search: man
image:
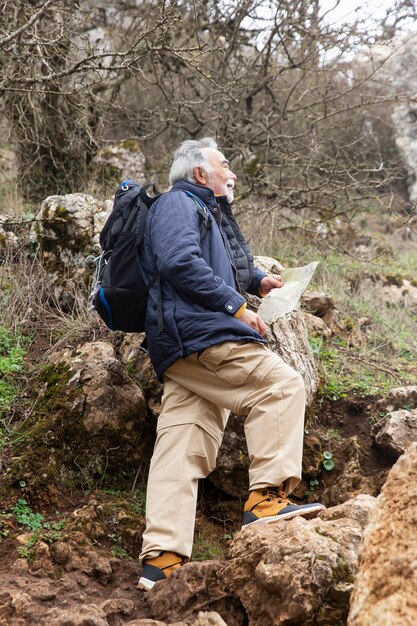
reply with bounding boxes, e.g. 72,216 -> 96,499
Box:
137,137 -> 324,591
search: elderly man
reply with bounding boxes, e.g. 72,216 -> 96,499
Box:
137,138 -> 324,590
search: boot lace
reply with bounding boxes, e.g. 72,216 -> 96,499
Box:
263,486 -> 289,504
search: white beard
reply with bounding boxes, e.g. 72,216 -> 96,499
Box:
225,179 -> 235,203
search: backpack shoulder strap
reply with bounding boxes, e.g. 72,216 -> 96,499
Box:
184,191 -> 211,239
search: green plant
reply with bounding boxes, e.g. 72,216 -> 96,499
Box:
325,428 -> 343,443
322,451 -> 335,472
0,326 -> 25,375
0,326 -> 27,420
111,545 -> 132,560
17,532 -> 40,562
193,527 -> 224,562
12,498 -> 44,531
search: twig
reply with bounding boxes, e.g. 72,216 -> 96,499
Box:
347,353 -> 403,384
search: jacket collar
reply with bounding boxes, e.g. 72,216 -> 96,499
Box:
171,179 -> 218,209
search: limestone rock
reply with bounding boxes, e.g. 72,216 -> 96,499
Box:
348,442 -> 417,626
301,290 -> 336,317
382,279 -> 417,308
119,334 -> 163,417
0,220 -> 18,249
392,102 -> 417,203
378,385 -> 417,412
31,193 -> 112,308
92,140 -> 146,185
303,311 -> 332,339
223,494 -> 375,626
49,341 -> 146,434
209,413 -> 250,496
6,341 -> 148,500
44,604 -> 109,626
192,612 -> 229,626
33,193 -> 112,267
373,408 -> 417,458
124,621 -> 180,626
145,561 -> 243,626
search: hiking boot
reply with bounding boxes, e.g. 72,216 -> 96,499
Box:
242,486 -> 325,528
137,551 -> 187,591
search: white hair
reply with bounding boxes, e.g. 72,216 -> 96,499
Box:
169,137 -> 218,185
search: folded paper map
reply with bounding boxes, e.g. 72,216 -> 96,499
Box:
257,261 -> 319,323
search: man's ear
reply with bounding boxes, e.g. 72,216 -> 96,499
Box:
193,165 -> 207,185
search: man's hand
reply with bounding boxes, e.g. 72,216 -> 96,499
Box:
259,274 -> 284,295
239,309 -> 267,336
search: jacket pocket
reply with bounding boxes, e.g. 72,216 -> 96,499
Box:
198,340 -> 258,386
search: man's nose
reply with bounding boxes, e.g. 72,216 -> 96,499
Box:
230,171 -> 237,180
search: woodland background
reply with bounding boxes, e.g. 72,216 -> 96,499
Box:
0,2 -> 417,625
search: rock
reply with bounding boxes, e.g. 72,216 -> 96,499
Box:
92,140 -> 146,186
0,222 -> 18,249
192,612 -> 229,626
5,340 -> 148,500
319,493 -> 376,527
145,561 -> 242,626
224,495 -> 376,626
392,102 -> 417,202
119,335 -> 163,416
348,442 -> 417,626
301,435 -> 324,478
253,255 -> 284,275
33,193 -> 112,266
381,279 -> 417,308
30,581 -> 57,601
99,598 -> 135,619
373,408 -> 417,458
301,290 -> 336,317
44,604 -> 109,626
49,341 -> 147,434
124,621 -> 173,626
125,621 -> 185,626
31,192 -> 112,308
303,311 -> 332,339
378,385 -> 417,412
209,413 -> 250,496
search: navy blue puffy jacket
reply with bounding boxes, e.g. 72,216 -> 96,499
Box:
141,179 -> 267,379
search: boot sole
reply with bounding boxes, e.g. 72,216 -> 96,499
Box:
241,503 -> 325,529
137,576 -> 157,591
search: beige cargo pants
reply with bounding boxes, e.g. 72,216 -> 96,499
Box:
140,340 -> 306,562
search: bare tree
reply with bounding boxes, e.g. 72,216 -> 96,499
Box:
1,0 -> 416,244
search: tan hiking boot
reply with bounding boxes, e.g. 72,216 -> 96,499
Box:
137,551 -> 187,590
242,486 -> 325,528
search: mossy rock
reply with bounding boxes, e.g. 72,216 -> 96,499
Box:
3,362 -> 152,506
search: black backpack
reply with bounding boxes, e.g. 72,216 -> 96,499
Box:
90,179 -> 211,333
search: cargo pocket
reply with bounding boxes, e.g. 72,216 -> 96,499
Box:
198,341 -> 262,386
186,424 -> 219,477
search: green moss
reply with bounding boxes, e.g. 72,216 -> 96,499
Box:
332,557 -> 352,583
54,205 -> 70,219
119,139 -> 141,153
